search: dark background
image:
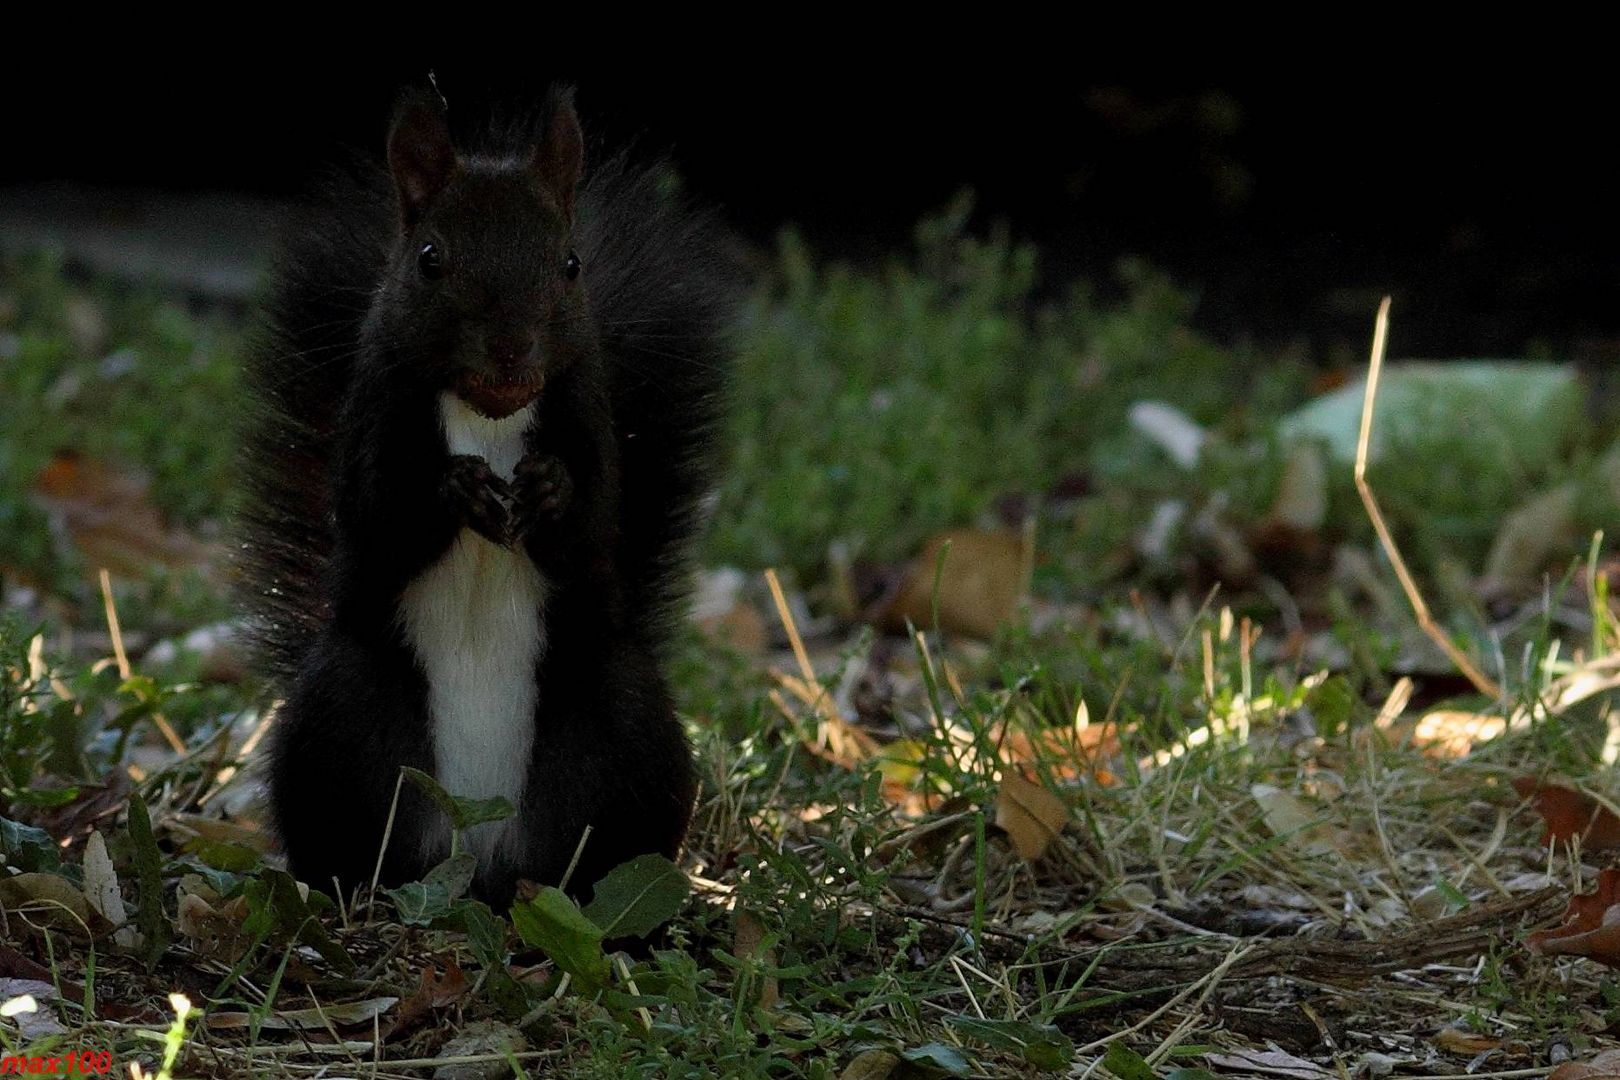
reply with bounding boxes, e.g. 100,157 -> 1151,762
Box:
6,61 -> 1615,359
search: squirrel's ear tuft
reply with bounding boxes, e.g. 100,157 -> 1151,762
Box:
534,86 -> 584,220
388,90 -> 457,227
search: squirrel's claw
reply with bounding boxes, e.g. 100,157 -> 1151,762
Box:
512,452 -> 573,537
444,454 -> 513,545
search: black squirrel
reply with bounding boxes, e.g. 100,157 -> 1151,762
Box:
238,84 -> 732,906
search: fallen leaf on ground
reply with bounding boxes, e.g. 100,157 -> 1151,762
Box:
1251,783 -> 1357,858
1433,1025 -> 1501,1054
994,708 -> 1122,785
1411,710 -> 1506,758
176,891 -> 254,963
874,738 -> 931,813
872,808 -> 974,864
30,776 -> 130,841
0,873 -> 106,936
878,528 -> 1029,640
1527,866 -> 1620,967
1205,1046 -> 1333,1079
995,772 -> 1068,861
81,831 -> 135,948
31,452 -> 213,578
1513,777 -> 1620,852
206,996 -> 398,1031
839,1050 -> 901,1080
433,1020 -> 528,1080
1550,1048 -> 1620,1079
166,812 -> 269,848
0,980 -> 67,1038
734,909 -> 779,1010
390,962 -> 470,1036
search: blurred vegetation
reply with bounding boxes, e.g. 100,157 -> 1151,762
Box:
712,197 -> 1311,580
0,252 -> 239,594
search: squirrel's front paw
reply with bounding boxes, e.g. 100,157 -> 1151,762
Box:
512,452 -> 573,536
444,454 -> 512,545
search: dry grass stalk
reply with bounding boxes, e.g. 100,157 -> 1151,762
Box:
1354,298 -> 1503,700
764,568 -> 879,765
100,566 -> 187,755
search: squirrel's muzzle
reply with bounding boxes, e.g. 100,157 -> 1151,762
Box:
455,368 -> 546,419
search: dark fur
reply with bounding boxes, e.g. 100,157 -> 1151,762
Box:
238,86 -> 733,905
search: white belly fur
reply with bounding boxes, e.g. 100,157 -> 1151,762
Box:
397,394 -> 546,869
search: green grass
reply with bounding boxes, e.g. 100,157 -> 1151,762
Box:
2,218 -> 1619,1077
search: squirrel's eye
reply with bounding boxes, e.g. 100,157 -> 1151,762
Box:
418,243 -> 445,280
564,251 -> 582,281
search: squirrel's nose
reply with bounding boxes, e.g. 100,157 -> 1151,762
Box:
486,335 -> 536,369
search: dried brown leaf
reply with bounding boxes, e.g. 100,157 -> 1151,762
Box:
879,528 -> 1028,640
1205,1047 -> 1333,1079
1433,1026 -> 1502,1054
206,996 -> 399,1031
1550,1048 -> 1620,1080
734,909 -> 778,1010
1513,777 -> 1620,853
0,873 -> 106,936
390,962 -> 471,1037
31,452 -> 213,578
995,714 -> 1122,785
1251,783 -> 1358,858
839,1050 -> 901,1080
1411,710 -> 1505,758
1528,866 -> 1620,967
995,772 -> 1067,862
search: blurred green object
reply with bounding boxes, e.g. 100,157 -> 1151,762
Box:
1279,361 -> 1583,466
1278,360 -> 1590,570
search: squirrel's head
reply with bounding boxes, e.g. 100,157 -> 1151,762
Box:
373,85 -> 592,419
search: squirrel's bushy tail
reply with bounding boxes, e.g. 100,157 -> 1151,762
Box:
578,154 -> 737,644
236,166 -> 393,683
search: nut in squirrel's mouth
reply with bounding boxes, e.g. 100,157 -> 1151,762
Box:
454,369 -> 546,419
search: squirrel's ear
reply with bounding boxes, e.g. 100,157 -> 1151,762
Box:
388,92 -> 457,227
534,87 -> 584,220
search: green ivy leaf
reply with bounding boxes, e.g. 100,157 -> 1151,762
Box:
174,859 -> 243,899
1101,1042 -> 1157,1080
182,838 -> 262,874
255,868 -> 355,975
456,901 -> 528,1018
426,853 -> 478,899
510,887 -> 609,992
456,900 -> 507,970
950,1017 -> 1073,1070
0,815 -> 60,872
386,854 -> 477,927
580,854 -> 690,939
400,766 -> 515,831
126,792 -> 171,971
386,881 -> 447,926
900,1042 -> 972,1075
